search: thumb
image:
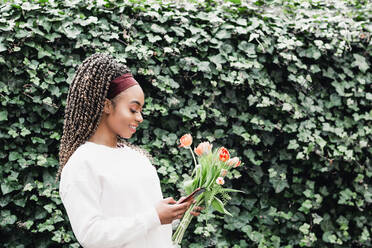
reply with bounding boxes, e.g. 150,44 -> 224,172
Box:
163,197 -> 176,204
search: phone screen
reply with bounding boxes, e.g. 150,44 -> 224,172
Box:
178,187 -> 205,204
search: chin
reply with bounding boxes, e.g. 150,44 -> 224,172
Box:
122,133 -> 132,139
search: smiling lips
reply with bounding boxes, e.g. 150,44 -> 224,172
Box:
129,124 -> 137,133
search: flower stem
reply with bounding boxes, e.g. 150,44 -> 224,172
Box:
189,146 -> 198,168
172,198 -> 203,245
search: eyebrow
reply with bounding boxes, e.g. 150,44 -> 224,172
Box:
130,100 -> 143,107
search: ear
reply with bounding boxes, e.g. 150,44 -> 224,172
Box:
103,98 -> 113,114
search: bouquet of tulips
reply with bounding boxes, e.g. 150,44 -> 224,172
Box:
172,134 -> 244,245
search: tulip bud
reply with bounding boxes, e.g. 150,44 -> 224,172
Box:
194,142 -> 213,156
227,157 -> 241,167
218,147 -> 230,162
178,134 -> 192,148
221,169 -> 228,177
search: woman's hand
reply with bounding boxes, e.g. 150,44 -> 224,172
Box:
176,197 -> 204,217
190,205 -> 204,217
155,197 -> 191,224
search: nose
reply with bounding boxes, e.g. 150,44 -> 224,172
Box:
136,112 -> 143,123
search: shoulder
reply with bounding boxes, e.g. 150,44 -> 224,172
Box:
59,142 -> 104,195
65,142 -> 95,167
60,143 -> 99,182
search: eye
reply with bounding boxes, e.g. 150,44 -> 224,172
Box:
131,109 -> 144,115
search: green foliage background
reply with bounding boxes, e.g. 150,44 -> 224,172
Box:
0,0 -> 371,247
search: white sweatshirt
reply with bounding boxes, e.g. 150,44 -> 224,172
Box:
59,141 -> 174,248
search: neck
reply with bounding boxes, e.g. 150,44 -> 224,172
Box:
88,117 -> 117,148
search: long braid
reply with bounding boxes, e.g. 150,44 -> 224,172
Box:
57,53 -> 153,181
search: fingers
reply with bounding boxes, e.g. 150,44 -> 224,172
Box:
173,208 -> 187,220
172,203 -> 189,215
172,202 -> 190,211
177,196 -> 195,204
172,202 -> 192,219
173,201 -> 202,214
193,206 -> 204,212
165,196 -> 205,221
176,196 -> 187,204
157,197 -> 201,224
165,198 -> 190,221
175,205 -> 205,218
190,211 -> 200,216
176,213 -> 184,219
164,197 -> 176,204
190,206 -> 204,216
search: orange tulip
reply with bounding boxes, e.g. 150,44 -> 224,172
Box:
227,157 -> 241,167
218,147 -> 230,162
178,134 -> 192,148
194,142 -> 213,156
216,177 -> 225,185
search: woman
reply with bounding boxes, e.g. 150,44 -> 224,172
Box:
57,53 -> 201,248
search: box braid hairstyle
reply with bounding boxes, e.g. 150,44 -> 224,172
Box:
57,53 -> 153,180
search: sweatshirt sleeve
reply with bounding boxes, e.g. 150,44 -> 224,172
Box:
59,156 -> 161,248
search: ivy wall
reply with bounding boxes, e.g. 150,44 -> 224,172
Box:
0,0 -> 371,247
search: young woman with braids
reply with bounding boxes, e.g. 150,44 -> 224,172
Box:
57,53 -> 202,248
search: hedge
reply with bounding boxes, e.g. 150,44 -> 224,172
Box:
0,0 -> 371,247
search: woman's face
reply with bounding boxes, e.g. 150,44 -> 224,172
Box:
106,85 -> 145,139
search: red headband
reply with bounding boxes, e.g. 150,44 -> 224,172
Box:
107,73 -> 139,99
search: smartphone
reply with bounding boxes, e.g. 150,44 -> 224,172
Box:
178,187 -> 205,204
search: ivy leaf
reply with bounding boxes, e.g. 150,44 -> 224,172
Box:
352,54 -> 369,73
197,61 -> 211,73
282,103 -> 293,111
0,42 -> 6,52
1,210 -> 17,226
151,24 -> 167,34
0,110 -> 8,121
76,16 -> 98,26
322,231 -> 339,244
299,199 -> 313,214
64,26 -> 81,39
312,213 -> 323,224
1,181 -> 18,195
299,223 -> 310,234
170,26 -> 185,36
147,33 -> 162,43
215,29 -> 231,39
208,54 -> 226,66
268,166 -> 289,193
